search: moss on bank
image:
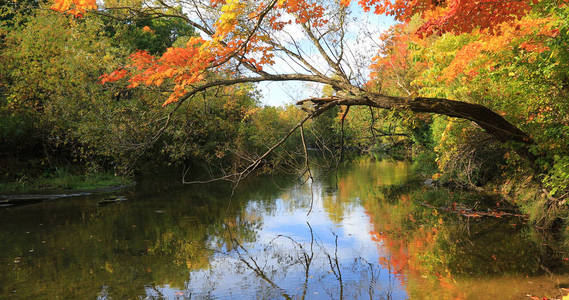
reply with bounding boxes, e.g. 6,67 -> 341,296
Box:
0,169 -> 132,194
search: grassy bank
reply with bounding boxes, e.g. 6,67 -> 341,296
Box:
0,169 -> 133,194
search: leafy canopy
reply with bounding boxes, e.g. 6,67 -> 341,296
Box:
48,0 -> 567,107
46,0 -> 569,116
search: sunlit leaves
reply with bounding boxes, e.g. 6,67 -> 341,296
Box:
50,0 -> 96,17
356,0 -> 564,37
50,0 -> 336,105
366,1 -> 569,195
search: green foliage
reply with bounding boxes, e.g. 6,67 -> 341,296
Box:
411,150 -> 437,177
103,6 -> 195,55
373,5 -> 569,199
0,8 -> 136,176
0,5 -> 308,186
544,155 -> 569,197
158,85 -> 305,175
0,168 -> 131,193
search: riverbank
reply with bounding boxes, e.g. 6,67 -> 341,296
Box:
0,170 -> 133,195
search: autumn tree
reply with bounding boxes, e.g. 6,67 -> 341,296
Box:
50,0 -> 567,178
0,5 -> 270,181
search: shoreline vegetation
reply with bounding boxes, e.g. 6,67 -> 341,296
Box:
0,170 -> 133,196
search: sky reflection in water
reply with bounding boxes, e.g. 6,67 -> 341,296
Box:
3,159 -> 568,300
145,169 -> 408,299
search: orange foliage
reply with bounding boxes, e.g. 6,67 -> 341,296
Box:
441,17 -> 558,81
50,0 -> 96,17
142,26 -> 155,34
355,0 -> 556,36
51,0 -> 561,105
368,24 -> 428,90
53,0 -> 331,105
364,199 -> 466,299
369,10 -> 560,86
278,0 -> 328,26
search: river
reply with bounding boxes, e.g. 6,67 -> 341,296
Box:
1,158 -> 568,299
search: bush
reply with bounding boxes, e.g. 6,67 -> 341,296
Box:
434,119 -> 507,188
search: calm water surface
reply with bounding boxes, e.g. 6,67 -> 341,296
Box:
1,159 -> 568,299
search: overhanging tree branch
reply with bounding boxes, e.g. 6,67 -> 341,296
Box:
297,93 -> 536,162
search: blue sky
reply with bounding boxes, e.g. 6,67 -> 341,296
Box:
258,3 -> 396,107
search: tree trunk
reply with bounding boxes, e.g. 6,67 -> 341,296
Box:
319,92 -> 536,164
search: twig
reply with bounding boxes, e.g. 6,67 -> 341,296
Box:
183,100 -> 338,192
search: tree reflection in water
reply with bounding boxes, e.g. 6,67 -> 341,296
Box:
3,158 -> 569,299
189,221 -> 397,300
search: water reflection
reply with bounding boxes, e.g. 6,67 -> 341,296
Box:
168,202 -> 406,299
1,159 -> 568,299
